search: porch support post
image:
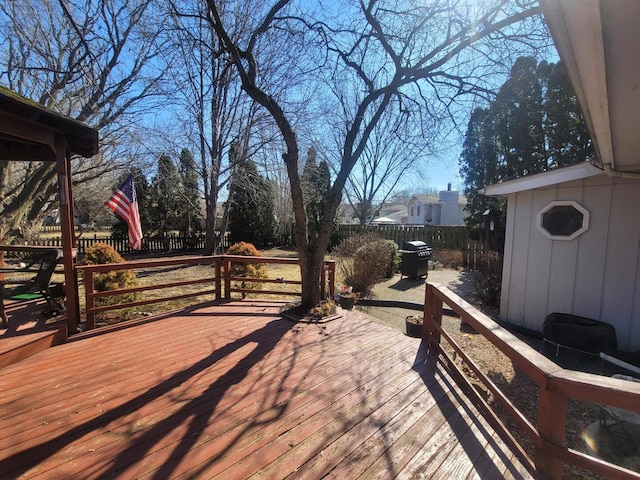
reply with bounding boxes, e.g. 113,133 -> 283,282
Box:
55,136 -> 79,334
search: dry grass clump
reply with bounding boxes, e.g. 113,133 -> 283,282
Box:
430,248 -> 463,269
308,300 -> 337,319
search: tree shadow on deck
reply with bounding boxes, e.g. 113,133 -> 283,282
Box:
1,313 -> 302,479
411,342 -> 531,479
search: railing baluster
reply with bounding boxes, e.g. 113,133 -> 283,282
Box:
215,257 -> 222,300
85,269 -> 95,329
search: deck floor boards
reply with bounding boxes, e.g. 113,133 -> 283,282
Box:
0,299 -> 533,479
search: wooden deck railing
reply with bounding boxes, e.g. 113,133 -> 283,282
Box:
76,255 -> 336,330
424,282 -> 640,480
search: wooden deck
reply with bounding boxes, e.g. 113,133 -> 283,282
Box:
0,297 -> 67,370
0,300 -> 532,479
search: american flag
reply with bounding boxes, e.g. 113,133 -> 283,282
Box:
105,174 -> 143,250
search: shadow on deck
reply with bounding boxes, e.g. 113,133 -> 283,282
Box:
0,297 -> 67,370
0,299 -> 531,479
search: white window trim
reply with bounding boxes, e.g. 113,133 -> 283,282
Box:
536,200 -> 590,241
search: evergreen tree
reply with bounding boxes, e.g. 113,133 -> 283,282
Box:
459,108 -> 505,246
228,160 -> 277,248
300,147 -> 331,241
541,61 -> 595,168
460,57 -> 594,251
177,148 -> 202,237
492,57 -> 546,179
150,154 -> 181,234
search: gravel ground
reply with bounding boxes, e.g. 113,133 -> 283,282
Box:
359,268 -> 476,332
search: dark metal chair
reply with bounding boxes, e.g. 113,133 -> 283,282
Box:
0,249 -> 65,327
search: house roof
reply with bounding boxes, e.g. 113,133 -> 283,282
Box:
411,194 -> 440,204
410,193 -> 468,206
481,162 -> 604,197
538,0 -> 640,175
379,202 -> 407,214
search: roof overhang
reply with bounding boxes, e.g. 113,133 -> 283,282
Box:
481,162 -> 604,197
0,87 -> 98,159
538,0 -> 640,174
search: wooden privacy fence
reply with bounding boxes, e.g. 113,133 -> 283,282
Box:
424,283 -> 640,480
33,233 -> 230,257
337,225 -> 490,269
76,255 -> 336,330
25,231 -> 488,269
462,239 -> 489,269
337,224 -> 469,250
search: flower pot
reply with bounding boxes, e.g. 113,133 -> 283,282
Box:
338,294 -> 356,310
405,315 -> 423,338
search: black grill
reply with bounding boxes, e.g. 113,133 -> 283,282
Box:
399,241 -> 432,279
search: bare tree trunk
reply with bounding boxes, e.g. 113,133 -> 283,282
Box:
202,0 -> 543,310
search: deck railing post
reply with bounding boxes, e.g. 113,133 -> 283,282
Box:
327,261 -> 335,298
536,385 -> 567,479
214,256 -> 222,300
424,283 -> 443,350
224,256 -> 231,300
321,263 -> 327,299
85,269 -> 95,330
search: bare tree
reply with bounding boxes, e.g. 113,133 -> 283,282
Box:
168,2 -> 285,253
0,0 -> 171,242
203,0 -> 546,309
342,108 -> 431,224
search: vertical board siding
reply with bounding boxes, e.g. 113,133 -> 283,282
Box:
507,191 -> 534,327
523,188 -> 555,330
502,175 -> 640,350
572,181 -> 610,320
601,182 -> 640,350
547,184 -> 581,315
499,193 -> 517,321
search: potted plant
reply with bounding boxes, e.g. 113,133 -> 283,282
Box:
337,285 -> 357,310
405,315 -> 423,338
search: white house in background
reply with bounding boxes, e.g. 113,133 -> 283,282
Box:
483,162 -> 640,352
406,185 -> 467,226
378,202 -> 408,224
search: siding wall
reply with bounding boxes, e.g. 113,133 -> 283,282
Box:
500,174 -> 640,351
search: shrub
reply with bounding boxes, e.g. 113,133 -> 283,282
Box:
333,234 -> 399,296
380,239 -> 401,278
332,232 -> 382,257
226,242 -> 268,297
79,243 -> 140,321
472,251 -> 503,307
430,249 -> 464,270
